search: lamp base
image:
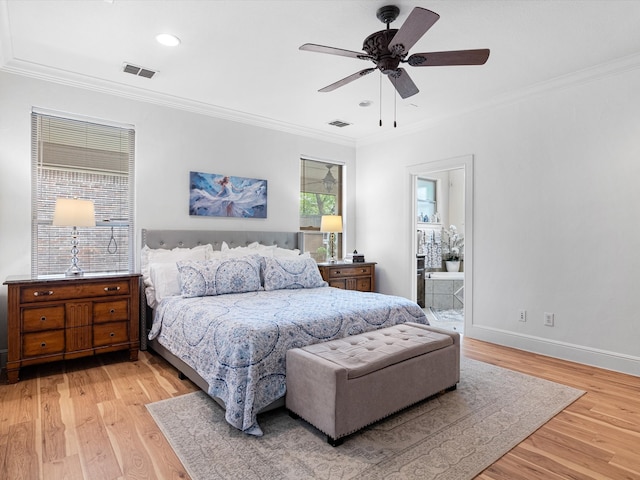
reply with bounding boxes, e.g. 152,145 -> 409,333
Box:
65,265 -> 85,277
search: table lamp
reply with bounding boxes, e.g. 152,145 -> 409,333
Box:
320,215 -> 342,263
52,198 -> 96,276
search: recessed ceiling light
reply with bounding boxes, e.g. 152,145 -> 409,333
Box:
359,100 -> 373,107
156,33 -> 181,47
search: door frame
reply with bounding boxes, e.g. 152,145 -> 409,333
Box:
408,154 -> 474,332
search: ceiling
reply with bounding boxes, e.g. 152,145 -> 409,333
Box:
2,0 -> 640,144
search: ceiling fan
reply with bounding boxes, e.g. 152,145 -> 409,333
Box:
300,5 -> 490,99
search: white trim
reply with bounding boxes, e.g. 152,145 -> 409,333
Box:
2,58 -> 355,147
357,51 -> 640,147
407,154 -> 474,332
467,324 -> 640,377
32,106 -> 134,130
300,154 -> 346,166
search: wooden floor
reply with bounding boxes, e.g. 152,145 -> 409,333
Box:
1,338 -> 639,480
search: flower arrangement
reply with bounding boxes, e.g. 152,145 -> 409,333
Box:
442,225 -> 464,261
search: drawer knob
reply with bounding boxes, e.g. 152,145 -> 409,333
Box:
40,316 -> 47,321
34,290 -> 53,297
41,342 -> 46,348
110,332 -> 115,337
110,309 -> 116,314
104,286 -> 121,292
335,271 -> 341,274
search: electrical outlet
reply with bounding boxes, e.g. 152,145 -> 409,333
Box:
544,312 -> 554,326
518,309 -> 527,322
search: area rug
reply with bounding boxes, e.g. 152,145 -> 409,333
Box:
429,307 -> 465,334
146,357 -> 584,480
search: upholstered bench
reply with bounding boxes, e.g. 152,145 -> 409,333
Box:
285,322 -> 460,446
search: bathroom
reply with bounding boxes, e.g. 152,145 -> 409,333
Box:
415,167 -> 465,333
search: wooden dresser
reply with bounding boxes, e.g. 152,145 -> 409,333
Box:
317,262 -> 376,292
3,273 -> 140,383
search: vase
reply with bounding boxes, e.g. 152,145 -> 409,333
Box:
445,260 -> 460,272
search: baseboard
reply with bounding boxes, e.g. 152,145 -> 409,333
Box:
466,325 -> 640,377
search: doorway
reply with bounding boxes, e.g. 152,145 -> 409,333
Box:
408,155 -> 473,334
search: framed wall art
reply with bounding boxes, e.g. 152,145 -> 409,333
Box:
189,171 -> 267,218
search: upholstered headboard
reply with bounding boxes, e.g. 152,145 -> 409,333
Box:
139,229 -> 302,350
141,229 -> 300,251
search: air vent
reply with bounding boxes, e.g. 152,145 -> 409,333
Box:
328,120 -> 351,128
122,63 -> 157,79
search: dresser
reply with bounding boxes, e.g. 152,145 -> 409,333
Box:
317,262 -> 376,292
3,273 -> 140,383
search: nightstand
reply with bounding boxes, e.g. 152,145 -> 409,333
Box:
3,272 -> 141,383
317,262 -> 376,292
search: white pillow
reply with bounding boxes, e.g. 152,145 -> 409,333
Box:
141,244 -> 214,306
149,262 -> 182,304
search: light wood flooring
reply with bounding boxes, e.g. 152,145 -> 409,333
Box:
1,338 -> 639,479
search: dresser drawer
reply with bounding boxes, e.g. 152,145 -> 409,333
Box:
22,306 -> 65,332
325,265 -> 372,279
355,277 -> 372,292
93,300 -> 129,323
20,280 -> 130,303
93,322 -> 129,347
23,330 -> 65,357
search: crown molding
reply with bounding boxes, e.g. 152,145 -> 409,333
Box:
356,51 -> 640,147
0,55 -> 356,149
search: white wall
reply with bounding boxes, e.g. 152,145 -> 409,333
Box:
356,67 -> 640,376
0,71 -> 356,365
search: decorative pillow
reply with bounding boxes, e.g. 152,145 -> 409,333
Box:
263,257 -> 328,291
177,255 -> 263,297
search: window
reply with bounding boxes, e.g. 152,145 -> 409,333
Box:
31,110 -> 135,276
300,158 -> 343,262
417,177 -> 437,223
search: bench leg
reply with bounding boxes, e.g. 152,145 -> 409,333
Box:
328,436 -> 343,447
288,410 -> 300,420
445,383 -> 457,392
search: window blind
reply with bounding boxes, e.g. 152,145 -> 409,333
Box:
31,111 -> 135,276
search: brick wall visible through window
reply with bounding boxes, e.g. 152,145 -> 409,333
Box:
31,111 -> 135,276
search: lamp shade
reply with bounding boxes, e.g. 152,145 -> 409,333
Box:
320,215 -> 342,233
52,198 -> 96,227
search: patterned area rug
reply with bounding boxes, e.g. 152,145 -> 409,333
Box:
428,307 -> 465,334
147,358 -> 583,480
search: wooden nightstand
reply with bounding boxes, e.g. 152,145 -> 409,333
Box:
3,272 -> 141,383
317,262 -> 376,292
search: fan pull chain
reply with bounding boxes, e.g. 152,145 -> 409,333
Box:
379,72 -> 383,127
394,89 -> 397,128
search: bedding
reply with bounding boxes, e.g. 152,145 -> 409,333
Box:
148,286 -> 428,436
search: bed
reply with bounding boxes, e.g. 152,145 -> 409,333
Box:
141,229 -> 428,435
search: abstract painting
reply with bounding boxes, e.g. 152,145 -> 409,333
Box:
189,171 -> 267,218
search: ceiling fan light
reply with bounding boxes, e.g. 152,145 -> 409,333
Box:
156,33 -> 181,47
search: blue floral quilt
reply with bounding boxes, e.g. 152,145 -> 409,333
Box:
149,286 -> 427,435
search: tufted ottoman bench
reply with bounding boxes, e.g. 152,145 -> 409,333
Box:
285,322 -> 460,445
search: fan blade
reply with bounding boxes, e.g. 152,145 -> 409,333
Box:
319,68 -> 376,92
388,7 -> 440,57
388,68 -> 419,99
407,49 -> 490,66
300,43 -> 368,60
